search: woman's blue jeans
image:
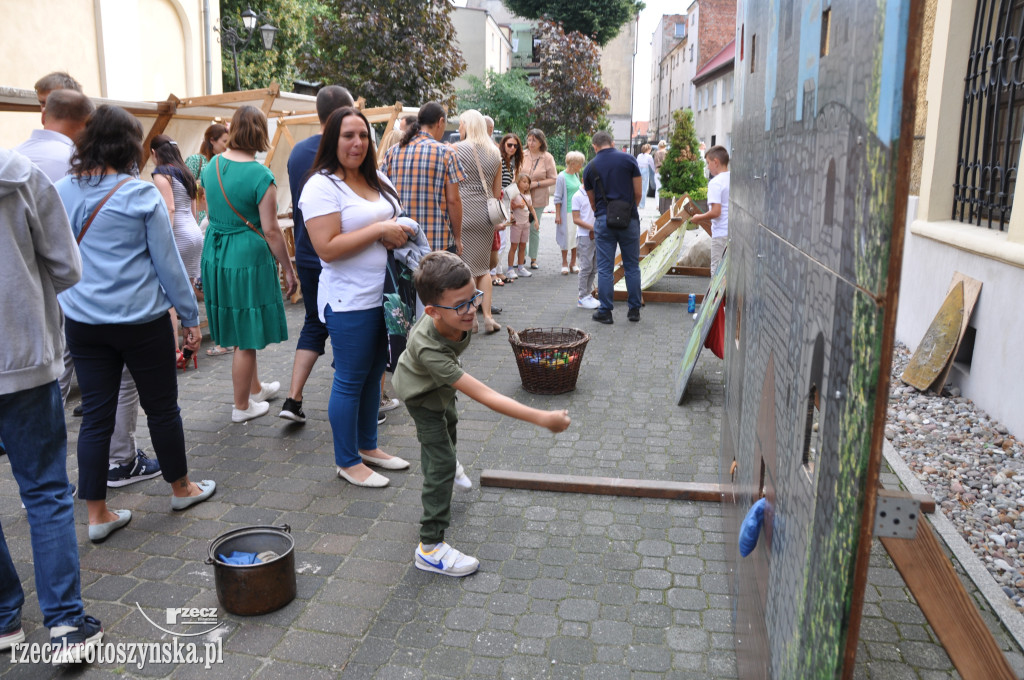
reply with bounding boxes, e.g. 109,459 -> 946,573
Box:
0,380 -> 85,632
324,305 -> 387,468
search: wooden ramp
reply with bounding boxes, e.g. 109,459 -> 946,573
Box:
611,195 -> 712,303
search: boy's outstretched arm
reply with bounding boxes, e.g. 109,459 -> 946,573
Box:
453,373 -> 570,433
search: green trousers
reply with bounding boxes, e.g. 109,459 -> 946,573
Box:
527,223 -> 540,261
407,401 -> 459,544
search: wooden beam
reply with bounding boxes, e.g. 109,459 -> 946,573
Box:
264,124 -> 285,167
668,266 -> 712,277
177,88 -> 275,108
139,95 -> 179,168
881,517 -> 1017,680
260,82 -> 281,116
614,290 -> 697,303
480,470 -> 725,502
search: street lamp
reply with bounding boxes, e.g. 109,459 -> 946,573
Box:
217,6 -> 277,91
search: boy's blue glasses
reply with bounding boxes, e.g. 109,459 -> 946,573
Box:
433,290 -> 483,315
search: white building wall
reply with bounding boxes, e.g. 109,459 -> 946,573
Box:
694,70 -> 733,151
451,7 -> 512,93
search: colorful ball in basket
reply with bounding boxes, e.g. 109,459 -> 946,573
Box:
507,327 -> 591,394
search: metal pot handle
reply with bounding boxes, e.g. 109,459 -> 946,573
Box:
279,523 -> 291,534
204,557 -> 215,565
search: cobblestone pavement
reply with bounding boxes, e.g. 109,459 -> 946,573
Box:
1,208 -> 1022,678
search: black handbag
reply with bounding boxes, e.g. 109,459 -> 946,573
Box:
594,174 -> 632,230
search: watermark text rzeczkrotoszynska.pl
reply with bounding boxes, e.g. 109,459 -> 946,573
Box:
9,638 -> 223,669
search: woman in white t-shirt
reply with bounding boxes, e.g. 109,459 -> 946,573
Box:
299,107 -> 416,488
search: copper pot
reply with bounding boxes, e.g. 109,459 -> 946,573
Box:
206,524 -> 296,616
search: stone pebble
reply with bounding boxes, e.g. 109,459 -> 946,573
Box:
888,342 -> 1024,612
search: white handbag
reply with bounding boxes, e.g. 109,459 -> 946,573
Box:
470,144 -> 509,227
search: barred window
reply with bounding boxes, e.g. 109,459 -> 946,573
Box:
953,0 -> 1024,230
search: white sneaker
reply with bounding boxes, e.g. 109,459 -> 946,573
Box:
379,390 -> 400,412
454,461 -> 472,491
232,399 -> 270,423
251,381 -> 280,403
578,295 -> 600,309
415,542 -> 479,577
506,267 -> 519,280
517,265 -> 532,277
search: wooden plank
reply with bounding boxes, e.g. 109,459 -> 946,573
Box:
881,517 -> 1017,680
668,266 -> 712,277
139,95 -> 179,168
260,82 -> 281,116
178,88 -> 275,108
614,290 -> 696,303
480,470 -> 725,502
901,281 -> 964,389
931,272 -> 982,392
264,124 -> 285,167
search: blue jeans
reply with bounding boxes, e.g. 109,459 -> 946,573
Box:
594,216 -> 642,313
0,381 -> 84,632
324,305 -> 387,468
296,264 -> 329,354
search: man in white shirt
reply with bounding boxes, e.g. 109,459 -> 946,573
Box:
14,89 -> 92,182
692,145 -> 730,274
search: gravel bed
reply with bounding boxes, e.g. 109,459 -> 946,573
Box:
887,342 -> 1024,612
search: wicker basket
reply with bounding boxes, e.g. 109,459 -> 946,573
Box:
507,327 -> 590,394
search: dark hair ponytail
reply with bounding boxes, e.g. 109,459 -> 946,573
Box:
401,101 -> 446,146
150,134 -> 197,199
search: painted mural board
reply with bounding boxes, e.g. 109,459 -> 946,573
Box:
674,252 -> 727,404
722,1 -> 920,678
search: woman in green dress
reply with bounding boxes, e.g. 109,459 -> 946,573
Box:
200,106 -> 297,423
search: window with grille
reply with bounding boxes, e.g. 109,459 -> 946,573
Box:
953,0 -> 1024,230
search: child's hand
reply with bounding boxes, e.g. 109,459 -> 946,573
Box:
542,409 -> 571,433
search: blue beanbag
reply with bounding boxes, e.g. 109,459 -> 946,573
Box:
739,498 -> 768,557
218,551 -> 260,565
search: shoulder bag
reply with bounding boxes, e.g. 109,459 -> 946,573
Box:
593,173 -> 633,231
215,156 -> 268,242
76,178 -> 131,244
470,145 -> 509,227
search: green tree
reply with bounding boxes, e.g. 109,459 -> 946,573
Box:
456,69 -> 536,137
503,0 -> 644,46
219,0 -> 320,91
531,20 -> 608,142
659,108 -> 706,196
302,0 -> 466,110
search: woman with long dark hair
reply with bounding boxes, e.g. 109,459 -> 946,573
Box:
150,134 -> 203,368
185,123 -> 228,225
299,107 -> 415,487
200,106 -> 297,423
494,133 -> 523,284
56,105 -> 215,543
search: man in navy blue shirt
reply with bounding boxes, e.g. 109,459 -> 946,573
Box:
279,86 -> 353,424
583,130 -> 643,324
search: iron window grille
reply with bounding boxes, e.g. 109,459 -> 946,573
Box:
953,0 -> 1024,230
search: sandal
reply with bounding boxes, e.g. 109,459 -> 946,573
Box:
206,346 -> 234,357
492,277 -> 505,287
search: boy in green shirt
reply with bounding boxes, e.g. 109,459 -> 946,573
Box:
393,252 -> 571,576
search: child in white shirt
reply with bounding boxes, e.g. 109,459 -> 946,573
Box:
571,189 -> 599,309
